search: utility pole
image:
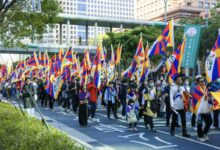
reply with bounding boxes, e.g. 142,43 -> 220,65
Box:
205,0 -> 209,28
163,0 -> 168,22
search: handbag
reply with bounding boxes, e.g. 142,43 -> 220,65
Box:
127,109 -> 137,123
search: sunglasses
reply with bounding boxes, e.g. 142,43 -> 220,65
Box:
199,79 -> 205,83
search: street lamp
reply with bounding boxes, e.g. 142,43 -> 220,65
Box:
205,0 -> 209,28
163,0 -> 168,22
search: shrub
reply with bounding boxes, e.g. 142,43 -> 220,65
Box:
0,102 -> 83,150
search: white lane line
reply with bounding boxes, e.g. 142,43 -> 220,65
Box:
130,141 -> 177,149
97,113 -> 220,150
156,130 -> 220,150
154,137 -> 172,145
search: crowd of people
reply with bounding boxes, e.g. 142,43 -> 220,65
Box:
0,73 -> 220,142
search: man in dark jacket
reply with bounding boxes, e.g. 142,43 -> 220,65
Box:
22,77 -> 35,116
118,78 -> 128,119
69,76 -> 80,113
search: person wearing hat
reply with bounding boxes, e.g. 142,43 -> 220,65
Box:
170,75 -> 190,137
104,81 -> 118,119
141,78 -> 157,132
192,76 -> 213,142
21,77 -> 35,116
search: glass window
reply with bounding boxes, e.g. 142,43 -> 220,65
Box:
78,3 -> 86,12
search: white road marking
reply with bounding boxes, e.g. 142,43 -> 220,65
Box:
130,141 -> 177,149
154,137 -> 172,145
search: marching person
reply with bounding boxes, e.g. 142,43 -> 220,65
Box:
78,86 -> 88,126
142,78 -> 157,132
209,78 -> 220,130
104,81 -> 118,120
69,76 -> 80,113
21,77 -> 35,116
170,75 -> 190,137
87,77 -> 99,122
127,99 -> 139,131
193,76 -> 213,142
118,77 -> 128,120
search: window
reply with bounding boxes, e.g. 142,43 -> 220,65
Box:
198,2 -> 203,8
205,3 -> 209,8
187,2 -> 192,6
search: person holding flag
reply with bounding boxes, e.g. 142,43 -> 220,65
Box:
192,76 -> 213,142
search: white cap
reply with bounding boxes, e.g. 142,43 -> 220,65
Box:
195,75 -> 202,80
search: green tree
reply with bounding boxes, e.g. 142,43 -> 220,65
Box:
178,2 -> 220,61
0,0 -> 62,48
103,25 -> 184,68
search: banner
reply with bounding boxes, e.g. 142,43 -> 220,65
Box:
181,25 -> 201,68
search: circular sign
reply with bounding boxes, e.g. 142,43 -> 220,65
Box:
186,27 -> 197,37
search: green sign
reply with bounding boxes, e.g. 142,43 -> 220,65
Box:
181,25 -> 202,68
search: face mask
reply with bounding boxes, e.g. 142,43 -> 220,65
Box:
185,81 -> 189,85
149,83 -> 154,87
156,81 -> 161,84
217,78 -> 220,83
162,82 -> 167,86
160,77 -> 164,81
130,103 -> 134,105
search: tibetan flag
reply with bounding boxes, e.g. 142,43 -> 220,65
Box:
62,66 -> 71,80
110,44 -> 115,66
210,91 -> 220,110
94,50 -> 101,89
206,34 -> 220,83
134,37 -> 144,62
64,47 -> 74,63
115,44 -> 122,65
44,52 -> 49,67
80,58 -> 88,87
51,53 -> 57,63
84,49 -> 91,70
45,74 -> 54,97
58,48 -> 63,59
148,20 -> 174,57
38,52 -> 45,66
192,85 -> 208,114
168,35 -> 186,83
27,52 -> 39,67
123,61 -> 137,78
139,46 -> 150,83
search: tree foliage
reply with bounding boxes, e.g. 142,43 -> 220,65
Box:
103,25 -> 184,68
0,0 -> 62,48
178,2 -> 220,61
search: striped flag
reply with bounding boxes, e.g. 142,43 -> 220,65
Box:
148,20 -> 174,57
206,33 -> 220,83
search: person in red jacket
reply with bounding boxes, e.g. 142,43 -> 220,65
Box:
87,77 -> 99,122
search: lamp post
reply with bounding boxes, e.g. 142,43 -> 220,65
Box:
163,0 -> 168,22
205,0 -> 209,28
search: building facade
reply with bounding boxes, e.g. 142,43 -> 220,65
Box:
136,0 -> 217,21
40,0 -> 135,45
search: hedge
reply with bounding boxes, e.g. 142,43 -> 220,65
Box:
0,102 -> 83,150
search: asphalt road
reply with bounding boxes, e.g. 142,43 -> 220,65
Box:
31,102 -> 220,150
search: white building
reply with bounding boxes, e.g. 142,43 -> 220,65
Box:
39,0 -> 135,45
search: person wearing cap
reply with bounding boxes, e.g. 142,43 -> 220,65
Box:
170,75 -> 191,137
104,81 -> 118,120
141,78 -> 157,132
192,76 -> 213,142
87,77 -> 99,122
